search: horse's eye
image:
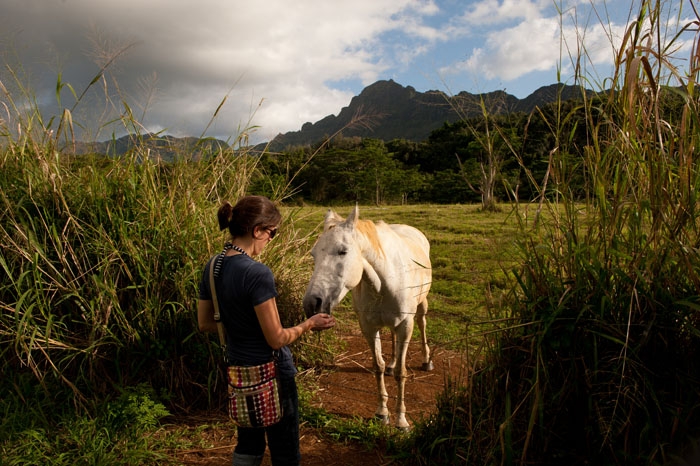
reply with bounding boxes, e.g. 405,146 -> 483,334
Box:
337,249 -> 347,256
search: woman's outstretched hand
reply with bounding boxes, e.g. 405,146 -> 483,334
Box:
308,313 -> 336,332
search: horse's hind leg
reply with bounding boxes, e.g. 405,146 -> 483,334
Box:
384,330 -> 396,377
417,298 -> 434,371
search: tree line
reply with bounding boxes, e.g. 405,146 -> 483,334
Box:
250,98 -> 582,207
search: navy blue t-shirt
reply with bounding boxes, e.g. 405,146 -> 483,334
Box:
199,253 -> 296,378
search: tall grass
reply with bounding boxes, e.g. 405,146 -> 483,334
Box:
0,38 -> 330,462
405,1 -> 700,464
0,121 -> 252,406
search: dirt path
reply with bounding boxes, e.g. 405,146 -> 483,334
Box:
172,331 -> 466,465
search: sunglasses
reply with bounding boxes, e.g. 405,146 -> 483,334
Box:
265,227 -> 278,239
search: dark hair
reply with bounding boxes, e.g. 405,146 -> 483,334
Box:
217,195 -> 281,238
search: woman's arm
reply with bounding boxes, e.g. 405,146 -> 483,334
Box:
197,299 -> 219,333
255,298 -> 335,349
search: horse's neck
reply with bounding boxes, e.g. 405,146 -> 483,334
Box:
357,223 -> 395,281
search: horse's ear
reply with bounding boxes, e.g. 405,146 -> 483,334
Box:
345,204 -> 359,228
324,209 -> 344,230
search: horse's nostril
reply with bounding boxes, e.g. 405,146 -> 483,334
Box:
303,295 -> 323,317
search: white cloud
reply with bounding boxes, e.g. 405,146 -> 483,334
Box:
453,16 -> 562,81
439,1 -> 636,90
1,0 -> 440,143
461,0 -> 550,26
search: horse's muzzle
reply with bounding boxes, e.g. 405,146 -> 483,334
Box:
303,295 -> 331,317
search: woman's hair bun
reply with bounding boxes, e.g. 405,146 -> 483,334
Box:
217,201 -> 233,231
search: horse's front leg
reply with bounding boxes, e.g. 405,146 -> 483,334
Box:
393,319 -> 414,429
363,330 -> 390,423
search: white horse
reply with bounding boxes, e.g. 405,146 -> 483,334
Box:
303,206 -> 433,429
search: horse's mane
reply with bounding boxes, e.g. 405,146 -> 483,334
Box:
356,219 -> 385,259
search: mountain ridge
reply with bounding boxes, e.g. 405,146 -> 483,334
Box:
71,133 -> 231,160
265,79 -> 588,151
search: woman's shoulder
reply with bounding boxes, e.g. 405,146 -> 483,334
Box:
224,255 -> 272,277
246,257 -> 273,274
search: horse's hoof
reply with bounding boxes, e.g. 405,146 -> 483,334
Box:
397,425 -> 412,433
374,414 -> 390,424
384,367 -> 394,377
421,361 -> 434,371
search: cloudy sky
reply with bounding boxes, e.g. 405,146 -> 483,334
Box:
0,0 -> 691,145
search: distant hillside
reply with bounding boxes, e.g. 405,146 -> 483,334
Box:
266,79 -> 589,151
71,134 -> 230,161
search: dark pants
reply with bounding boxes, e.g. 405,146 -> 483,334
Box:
234,376 -> 300,466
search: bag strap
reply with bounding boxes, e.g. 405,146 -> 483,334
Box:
208,254 -> 228,363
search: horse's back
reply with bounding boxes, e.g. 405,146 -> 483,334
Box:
386,223 -> 431,301
388,223 -> 430,260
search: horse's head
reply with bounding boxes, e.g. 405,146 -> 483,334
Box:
303,206 -> 370,317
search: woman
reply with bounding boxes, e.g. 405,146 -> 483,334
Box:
198,195 -> 335,466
